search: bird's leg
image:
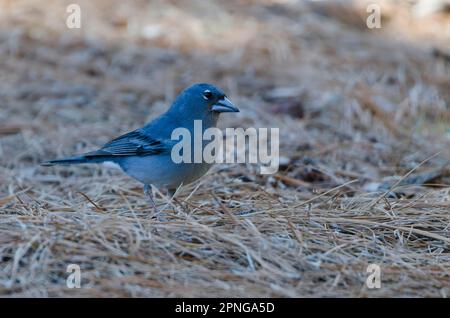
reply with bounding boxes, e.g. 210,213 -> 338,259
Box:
168,188 -> 176,198
169,189 -> 181,207
144,184 -> 157,211
169,188 -> 189,215
168,188 -> 182,210
144,184 -> 167,222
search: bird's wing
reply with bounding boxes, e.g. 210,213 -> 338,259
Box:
84,129 -> 169,158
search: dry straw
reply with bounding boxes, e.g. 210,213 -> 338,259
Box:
0,0 -> 449,297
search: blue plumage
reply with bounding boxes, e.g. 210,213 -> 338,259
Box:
43,83 -> 239,205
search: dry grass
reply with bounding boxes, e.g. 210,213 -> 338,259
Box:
0,0 -> 449,297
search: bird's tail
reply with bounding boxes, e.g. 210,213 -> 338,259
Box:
41,155 -> 99,166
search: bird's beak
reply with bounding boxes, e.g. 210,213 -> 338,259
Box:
212,97 -> 239,113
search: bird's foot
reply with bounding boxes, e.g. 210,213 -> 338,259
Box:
144,184 -> 167,222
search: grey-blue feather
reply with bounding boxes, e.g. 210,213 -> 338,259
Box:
43,83 -> 239,190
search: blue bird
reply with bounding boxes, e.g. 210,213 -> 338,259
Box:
43,83 -> 239,208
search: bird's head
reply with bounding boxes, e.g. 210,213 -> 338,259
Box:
168,83 -> 239,123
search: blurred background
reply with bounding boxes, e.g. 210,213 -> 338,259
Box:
0,0 -> 449,297
0,0 -> 449,175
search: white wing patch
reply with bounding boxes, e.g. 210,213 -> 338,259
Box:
102,161 -> 122,170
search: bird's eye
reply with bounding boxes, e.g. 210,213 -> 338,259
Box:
203,90 -> 213,100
